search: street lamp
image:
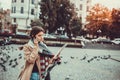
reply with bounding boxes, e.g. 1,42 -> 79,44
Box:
57,27 -> 65,35
97,29 -> 101,37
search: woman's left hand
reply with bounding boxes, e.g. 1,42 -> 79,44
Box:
49,56 -> 61,64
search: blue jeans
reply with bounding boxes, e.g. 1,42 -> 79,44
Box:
30,72 -> 40,80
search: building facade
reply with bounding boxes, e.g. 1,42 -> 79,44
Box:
70,0 -> 92,27
0,8 -> 12,34
10,0 -> 39,34
0,2 -> 1,9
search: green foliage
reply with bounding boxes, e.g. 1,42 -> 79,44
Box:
39,0 -> 82,37
70,17 -> 82,37
30,19 -> 44,27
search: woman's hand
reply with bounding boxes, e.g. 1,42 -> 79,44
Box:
49,56 -> 61,64
33,38 -> 39,54
34,38 -> 39,46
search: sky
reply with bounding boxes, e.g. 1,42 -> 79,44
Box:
0,0 -> 120,10
92,0 -> 120,9
0,0 -> 11,10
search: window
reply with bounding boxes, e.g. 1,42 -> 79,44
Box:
31,9 -> 34,15
79,14 -> 82,17
87,6 -> 89,12
14,7 -> 16,13
87,0 -> 90,3
31,20 -> 33,23
21,0 -> 24,3
21,7 -> 24,13
80,4 -> 82,10
11,7 -> 14,13
31,0 -> 34,4
12,0 -> 14,3
13,18 -> 16,23
12,0 -> 17,3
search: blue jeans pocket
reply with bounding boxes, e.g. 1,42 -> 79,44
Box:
30,72 -> 40,80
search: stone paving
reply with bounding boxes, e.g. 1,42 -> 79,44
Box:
0,44 -> 120,80
50,48 -> 120,80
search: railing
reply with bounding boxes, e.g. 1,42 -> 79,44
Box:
0,34 -> 83,48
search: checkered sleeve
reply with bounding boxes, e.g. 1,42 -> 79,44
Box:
40,55 -> 51,74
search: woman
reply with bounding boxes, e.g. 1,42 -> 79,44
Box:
18,26 -> 55,80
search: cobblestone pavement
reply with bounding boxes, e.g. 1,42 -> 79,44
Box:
0,44 -> 120,80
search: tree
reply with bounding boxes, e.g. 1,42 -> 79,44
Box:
70,17 -> 82,37
39,0 -> 79,38
86,4 -> 111,37
109,8 -> 120,38
30,19 -> 44,27
0,10 -> 4,32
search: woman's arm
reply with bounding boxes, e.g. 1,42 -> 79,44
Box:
23,44 -> 39,64
38,42 -> 54,57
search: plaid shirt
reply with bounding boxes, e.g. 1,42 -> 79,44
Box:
38,41 -> 54,75
40,54 -> 52,74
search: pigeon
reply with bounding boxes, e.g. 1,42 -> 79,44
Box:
64,61 -> 68,64
80,56 -> 86,60
0,63 -> 7,71
18,54 -> 22,59
70,56 -> 74,59
9,59 -> 13,66
11,61 -> 18,68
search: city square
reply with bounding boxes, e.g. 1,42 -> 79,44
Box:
0,43 -> 120,80
0,0 -> 120,80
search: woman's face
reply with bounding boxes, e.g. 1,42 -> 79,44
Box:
35,31 -> 44,42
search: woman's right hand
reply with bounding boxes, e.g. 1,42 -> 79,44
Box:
34,38 -> 39,46
33,38 -> 39,53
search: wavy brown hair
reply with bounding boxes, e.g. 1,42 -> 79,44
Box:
30,26 -> 45,39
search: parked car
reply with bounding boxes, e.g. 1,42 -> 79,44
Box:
0,38 -> 13,46
76,36 -> 91,42
15,32 -> 30,39
97,38 -> 112,44
91,38 -> 99,43
111,38 -> 120,45
91,37 -> 112,44
0,40 -> 4,46
57,35 -> 69,39
44,34 -> 56,39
